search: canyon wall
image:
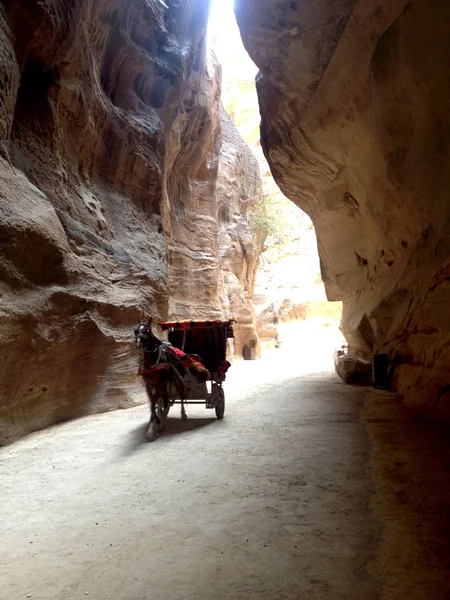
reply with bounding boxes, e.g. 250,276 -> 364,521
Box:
0,0 -> 261,445
163,59 -> 262,358
235,0 -> 450,420
217,107 -> 262,359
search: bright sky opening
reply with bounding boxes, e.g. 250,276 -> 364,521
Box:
208,0 -> 257,84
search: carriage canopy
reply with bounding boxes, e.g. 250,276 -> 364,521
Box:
160,320 -> 234,376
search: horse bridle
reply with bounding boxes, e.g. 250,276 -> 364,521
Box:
134,323 -> 152,347
135,322 -> 164,361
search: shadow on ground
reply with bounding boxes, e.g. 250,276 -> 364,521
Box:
162,416 -> 216,438
120,416 -> 216,455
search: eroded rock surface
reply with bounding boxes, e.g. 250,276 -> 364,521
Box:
165,75 -> 263,363
235,0 -> 450,420
217,108 -> 262,359
0,0 -> 261,444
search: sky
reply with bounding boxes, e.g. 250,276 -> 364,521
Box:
207,0 -> 325,304
207,0 -> 257,82
208,0 -> 237,37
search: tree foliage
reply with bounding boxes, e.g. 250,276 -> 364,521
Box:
248,187 -> 301,271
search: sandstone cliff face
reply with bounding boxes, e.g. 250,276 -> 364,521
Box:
164,51 -> 223,321
0,0 -> 261,445
235,0 -> 450,420
164,63 -> 263,360
164,72 -> 263,357
1,0 -> 177,444
217,108 -> 262,359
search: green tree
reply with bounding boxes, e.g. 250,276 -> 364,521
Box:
248,187 -> 299,271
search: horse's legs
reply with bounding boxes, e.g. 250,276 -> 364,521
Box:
181,398 -> 187,421
176,378 -> 187,421
146,404 -> 159,440
159,382 -> 170,430
145,383 -> 162,440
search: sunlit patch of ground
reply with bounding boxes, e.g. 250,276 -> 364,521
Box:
230,318 -> 345,393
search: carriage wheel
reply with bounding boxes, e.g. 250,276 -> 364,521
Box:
215,386 -> 225,419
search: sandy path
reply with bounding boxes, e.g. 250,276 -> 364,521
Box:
1,328 -> 450,600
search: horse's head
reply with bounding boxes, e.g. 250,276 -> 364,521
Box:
134,321 -> 153,350
134,319 -> 162,352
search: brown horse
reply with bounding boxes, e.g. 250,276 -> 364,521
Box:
134,321 -> 186,440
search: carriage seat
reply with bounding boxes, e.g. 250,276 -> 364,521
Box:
163,343 -> 210,380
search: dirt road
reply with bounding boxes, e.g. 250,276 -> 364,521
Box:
2,331 -> 450,600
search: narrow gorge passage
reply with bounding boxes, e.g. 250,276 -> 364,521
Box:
2,338 -> 450,600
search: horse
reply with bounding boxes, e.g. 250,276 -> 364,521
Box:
134,320 -> 187,440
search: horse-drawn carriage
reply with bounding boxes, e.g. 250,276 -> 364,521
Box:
134,319 -> 233,439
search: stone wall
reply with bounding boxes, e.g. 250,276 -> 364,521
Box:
235,0 -> 450,420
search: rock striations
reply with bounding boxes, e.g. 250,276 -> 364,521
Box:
217,107 -> 262,359
0,0 -> 261,444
